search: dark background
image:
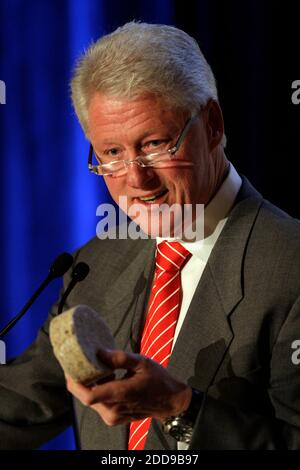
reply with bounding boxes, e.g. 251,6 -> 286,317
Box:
0,0 -> 299,449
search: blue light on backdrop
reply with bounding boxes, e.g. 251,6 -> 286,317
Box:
0,0 -> 177,450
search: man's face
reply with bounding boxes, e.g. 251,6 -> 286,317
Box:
88,93 -> 219,237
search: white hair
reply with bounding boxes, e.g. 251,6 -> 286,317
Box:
71,21 -> 224,144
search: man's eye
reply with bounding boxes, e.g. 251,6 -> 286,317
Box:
149,140 -> 164,147
144,140 -> 167,151
105,148 -> 121,158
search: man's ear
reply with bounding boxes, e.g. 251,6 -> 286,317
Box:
203,99 -> 224,152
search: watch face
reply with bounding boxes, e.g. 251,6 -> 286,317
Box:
164,419 -> 193,443
169,425 -> 183,441
162,387 -> 202,443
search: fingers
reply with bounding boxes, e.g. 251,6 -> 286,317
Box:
65,351 -> 187,425
66,352 -> 161,408
66,375 -> 107,405
66,371 -> 133,405
97,348 -> 142,371
65,375 -> 97,405
65,374 -> 149,426
66,350 -> 144,403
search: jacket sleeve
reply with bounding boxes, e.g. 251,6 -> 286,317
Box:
190,295 -> 300,450
0,305 -> 72,449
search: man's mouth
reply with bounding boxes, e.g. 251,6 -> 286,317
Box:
137,189 -> 169,203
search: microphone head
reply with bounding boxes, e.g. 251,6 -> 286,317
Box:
49,252 -> 73,279
71,262 -> 90,282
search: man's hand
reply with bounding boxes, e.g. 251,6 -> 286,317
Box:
65,349 -> 192,426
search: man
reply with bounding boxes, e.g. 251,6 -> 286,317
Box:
1,21 -> 300,450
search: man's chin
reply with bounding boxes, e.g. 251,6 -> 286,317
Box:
131,220 -> 179,239
128,205 -> 184,239
129,206 -> 204,241
117,196 -> 204,240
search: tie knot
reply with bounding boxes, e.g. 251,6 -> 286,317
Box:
156,241 -> 191,272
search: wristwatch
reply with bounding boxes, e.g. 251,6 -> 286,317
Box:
162,388 -> 203,444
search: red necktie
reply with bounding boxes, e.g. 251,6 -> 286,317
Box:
128,241 -> 191,450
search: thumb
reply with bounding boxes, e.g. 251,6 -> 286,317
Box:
96,348 -> 141,371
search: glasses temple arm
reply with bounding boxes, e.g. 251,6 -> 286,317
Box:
88,144 -> 94,166
173,115 -> 198,152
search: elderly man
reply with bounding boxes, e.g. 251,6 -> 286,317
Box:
0,22 -> 300,451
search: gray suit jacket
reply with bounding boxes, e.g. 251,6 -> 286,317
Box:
1,177 -> 300,449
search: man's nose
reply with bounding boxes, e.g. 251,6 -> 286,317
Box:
125,160 -> 156,188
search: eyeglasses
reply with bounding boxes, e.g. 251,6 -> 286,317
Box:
88,115 -> 197,177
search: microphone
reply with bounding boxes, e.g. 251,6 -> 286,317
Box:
57,262 -> 90,314
0,253 -> 73,339
49,253 -> 74,279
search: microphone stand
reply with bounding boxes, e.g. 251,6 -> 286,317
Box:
0,254 -> 89,451
0,277 -> 52,339
0,253 -> 73,340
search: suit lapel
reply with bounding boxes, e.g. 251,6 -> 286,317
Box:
96,237 -> 156,449
100,237 -> 156,349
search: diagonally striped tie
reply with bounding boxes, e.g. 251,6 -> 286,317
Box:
128,240 -> 191,450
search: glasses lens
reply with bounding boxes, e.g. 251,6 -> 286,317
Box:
98,160 -> 125,176
140,151 -> 172,166
89,151 -> 176,176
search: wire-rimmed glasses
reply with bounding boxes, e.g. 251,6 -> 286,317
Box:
88,115 -> 197,177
